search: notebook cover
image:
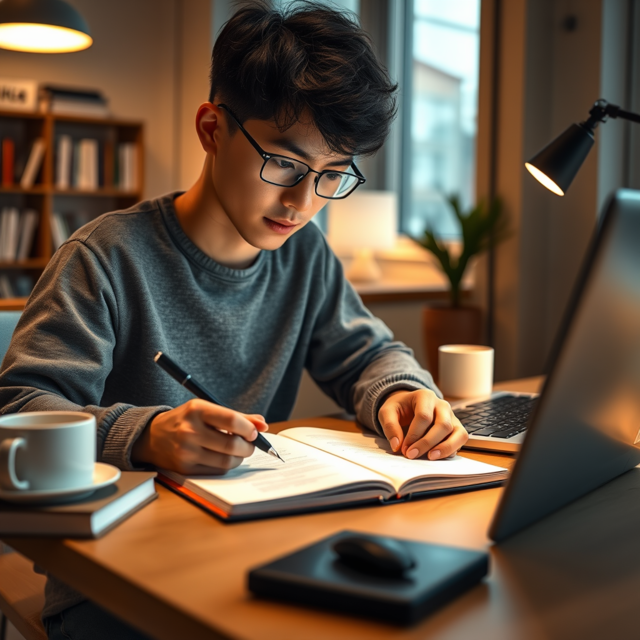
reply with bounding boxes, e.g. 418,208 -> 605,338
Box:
0,471 -> 157,537
248,530 -> 489,625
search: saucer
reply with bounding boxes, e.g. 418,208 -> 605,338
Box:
0,462 -> 121,504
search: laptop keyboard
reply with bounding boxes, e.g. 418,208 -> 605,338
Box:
453,394 -> 538,439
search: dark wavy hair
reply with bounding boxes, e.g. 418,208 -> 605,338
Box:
208,1 -> 398,157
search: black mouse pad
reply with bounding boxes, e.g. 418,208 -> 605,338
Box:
248,530 -> 489,625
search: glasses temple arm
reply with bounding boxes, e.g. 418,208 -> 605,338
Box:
217,103 -> 268,158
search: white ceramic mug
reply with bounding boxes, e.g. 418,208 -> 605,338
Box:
0,412 -> 96,492
438,345 -> 495,399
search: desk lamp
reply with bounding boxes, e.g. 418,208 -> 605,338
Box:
328,190 -> 397,283
525,99 -> 640,195
0,0 -> 92,53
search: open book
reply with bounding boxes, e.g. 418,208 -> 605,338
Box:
158,428 -> 508,521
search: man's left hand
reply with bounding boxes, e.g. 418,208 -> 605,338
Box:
378,389 -> 469,460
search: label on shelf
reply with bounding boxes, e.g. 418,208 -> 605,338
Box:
0,78 -> 38,112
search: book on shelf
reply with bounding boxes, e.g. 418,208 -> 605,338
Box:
0,208 -> 38,262
71,138 -> 99,190
39,84 -> 110,118
0,206 -> 19,260
158,427 -> 508,521
19,138 -> 46,188
16,209 -> 39,260
51,211 -> 70,250
0,273 -> 34,299
117,142 -> 138,191
55,134 -> 72,189
0,472 -> 158,537
2,138 -> 14,186
0,274 -> 12,298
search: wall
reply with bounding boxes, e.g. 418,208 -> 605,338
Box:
476,0 -> 607,382
176,0 -> 212,191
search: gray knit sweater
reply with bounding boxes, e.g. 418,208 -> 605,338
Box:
0,192 -> 438,620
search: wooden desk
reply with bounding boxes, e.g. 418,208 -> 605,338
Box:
6,376 -> 640,639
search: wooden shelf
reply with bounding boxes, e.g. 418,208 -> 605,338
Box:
0,110 -> 141,128
52,188 -> 142,198
0,187 -> 141,197
0,185 -> 48,195
0,110 -> 45,120
0,109 -> 145,310
0,298 -> 28,310
49,113 -> 142,127
0,259 -> 49,270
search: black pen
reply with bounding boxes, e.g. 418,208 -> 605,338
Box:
154,351 -> 284,462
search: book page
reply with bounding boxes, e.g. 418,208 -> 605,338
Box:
280,428 -> 507,493
161,434 -> 392,508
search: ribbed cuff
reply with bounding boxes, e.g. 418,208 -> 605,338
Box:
101,405 -> 171,470
361,374 -> 442,437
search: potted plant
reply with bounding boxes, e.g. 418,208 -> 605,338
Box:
414,194 -> 507,382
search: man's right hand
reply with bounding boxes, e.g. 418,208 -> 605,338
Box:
131,399 -> 268,474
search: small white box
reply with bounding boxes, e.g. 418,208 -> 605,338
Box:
0,78 -> 38,112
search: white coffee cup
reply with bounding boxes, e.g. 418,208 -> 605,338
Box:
0,412 -> 96,492
438,345 -> 494,399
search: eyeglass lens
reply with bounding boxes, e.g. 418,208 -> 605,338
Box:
261,156 -> 359,198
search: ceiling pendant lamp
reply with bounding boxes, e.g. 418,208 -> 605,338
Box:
0,0 -> 92,53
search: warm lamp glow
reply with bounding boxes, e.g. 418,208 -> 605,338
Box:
0,22 -> 91,52
525,163 -> 565,196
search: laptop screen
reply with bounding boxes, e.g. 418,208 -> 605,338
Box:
490,189 -> 640,542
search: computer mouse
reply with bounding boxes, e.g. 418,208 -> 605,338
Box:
332,534 -> 416,576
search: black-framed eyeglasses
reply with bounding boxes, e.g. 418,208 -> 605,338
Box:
218,104 -> 366,199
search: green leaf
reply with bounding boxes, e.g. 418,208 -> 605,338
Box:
412,194 -> 508,307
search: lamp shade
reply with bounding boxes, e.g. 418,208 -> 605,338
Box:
328,190 -> 397,252
525,123 -> 594,196
0,0 -> 92,53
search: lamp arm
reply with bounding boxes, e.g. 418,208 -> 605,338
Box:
607,105 -> 640,124
582,100 -> 640,131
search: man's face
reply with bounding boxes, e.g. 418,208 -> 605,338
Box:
209,110 -> 354,251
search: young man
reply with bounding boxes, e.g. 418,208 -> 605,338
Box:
0,2 -> 467,637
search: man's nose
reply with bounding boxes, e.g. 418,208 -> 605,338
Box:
281,173 -> 316,212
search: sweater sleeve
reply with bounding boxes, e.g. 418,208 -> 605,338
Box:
0,240 -> 170,470
305,245 -> 442,436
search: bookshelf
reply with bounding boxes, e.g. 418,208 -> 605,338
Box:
0,110 -> 144,310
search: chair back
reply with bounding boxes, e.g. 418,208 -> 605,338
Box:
0,552 -> 47,640
0,311 -> 21,364
0,312 -> 47,640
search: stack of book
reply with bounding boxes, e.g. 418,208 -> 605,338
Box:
39,85 -> 109,118
0,207 -> 39,261
55,135 -> 100,190
0,472 -> 158,538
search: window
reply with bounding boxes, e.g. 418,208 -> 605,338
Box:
403,0 -> 481,239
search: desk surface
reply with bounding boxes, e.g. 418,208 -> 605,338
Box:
7,375 -> 640,640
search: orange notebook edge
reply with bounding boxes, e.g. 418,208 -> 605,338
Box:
156,473 -> 231,520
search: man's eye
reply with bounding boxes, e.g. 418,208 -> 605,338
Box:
324,172 -> 341,181
275,158 -> 296,170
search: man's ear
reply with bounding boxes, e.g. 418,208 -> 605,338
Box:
195,103 -> 223,155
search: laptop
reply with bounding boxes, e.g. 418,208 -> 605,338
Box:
482,189 -> 640,541
453,391 -> 538,453
453,189 -> 640,455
